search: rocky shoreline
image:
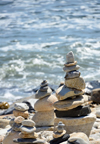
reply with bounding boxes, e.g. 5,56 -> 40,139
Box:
0,81 -> 100,144
0,51 -> 100,144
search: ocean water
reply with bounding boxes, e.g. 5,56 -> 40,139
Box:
0,0 -> 100,103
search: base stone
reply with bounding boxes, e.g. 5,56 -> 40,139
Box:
32,110 -> 55,127
54,113 -> 96,137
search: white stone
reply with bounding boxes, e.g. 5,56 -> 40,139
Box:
14,103 -> 29,111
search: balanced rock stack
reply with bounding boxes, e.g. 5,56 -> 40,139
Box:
54,51 -> 96,136
13,103 -> 29,119
50,121 -> 70,144
32,80 -> 58,127
13,119 -> 46,144
3,116 -> 25,144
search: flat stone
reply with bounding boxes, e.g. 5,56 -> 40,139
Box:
14,116 -> 25,124
40,80 -> 48,87
65,70 -> 80,79
0,118 -> 10,128
53,95 -> 89,111
19,132 -> 38,139
14,103 -> 29,112
67,132 -> 89,144
22,119 -> 35,127
3,130 -> 20,144
91,88 -> 100,103
13,110 -> 29,119
64,61 -> 77,67
54,105 -> 91,117
34,94 -> 58,111
50,133 -> 70,144
35,87 -> 52,99
32,110 -> 55,127
53,130 -> 66,138
13,138 -> 46,144
63,65 -> 80,73
66,51 -> 75,63
20,125 -> 36,134
12,122 -> 21,131
56,85 -> 84,100
40,86 -> 49,92
65,77 -> 85,90
54,113 -> 96,137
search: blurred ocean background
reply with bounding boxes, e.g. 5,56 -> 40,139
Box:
0,0 -> 100,103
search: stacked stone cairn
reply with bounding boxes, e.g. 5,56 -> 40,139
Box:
32,80 -> 58,127
50,121 -> 70,144
54,51 -> 96,136
3,103 -> 29,144
13,119 -> 46,144
13,103 -> 29,119
3,116 -> 25,144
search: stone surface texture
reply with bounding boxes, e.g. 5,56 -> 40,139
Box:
63,65 -> 80,73
91,88 -> 100,103
14,116 -> 25,124
34,94 -> 58,111
53,95 -> 89,111
32,110 -> 55,126
35,87 -> 52,99
65,77 -> 85,90
14,103 -> 29,111
13,110 -> 29,119
22,119 -> 35,127
56,85 -> 84,100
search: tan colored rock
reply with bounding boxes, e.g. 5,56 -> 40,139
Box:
53,130 -> 66,138
19,132 -> 38,138
13,110 -> 29,119
14,116 -> 25,124
0,119 -> 10,128
56,85 -> 84,100
34,94 -> 58,111
22,119 -> 35,127
53,95 -> 89,111
32,110 -> 55,126
54,113 -> 96,136
3,130 -> 20,144
64,61 -> 77,67
65,77 -> 85,90
67,132 -> 89,144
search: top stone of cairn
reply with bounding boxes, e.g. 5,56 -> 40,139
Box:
66,51 -> 74,63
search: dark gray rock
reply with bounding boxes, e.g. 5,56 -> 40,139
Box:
54,105 -> 91,117
50,133 -> 70,144
85,80 -> 100,95
91,88 -> 100,104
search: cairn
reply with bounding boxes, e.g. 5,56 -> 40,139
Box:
54,51 -> 96,136
50,121 -> 70,144
32,80 -> 58,127
13,103 -> 29,119
3,116 -> 24,144
13,119 -> 46,144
